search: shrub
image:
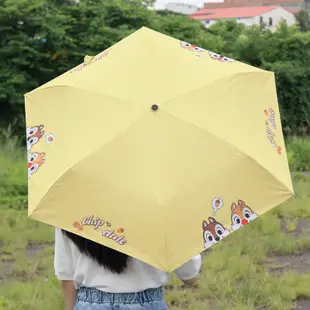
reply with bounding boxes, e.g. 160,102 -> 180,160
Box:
0,127 -> 27,210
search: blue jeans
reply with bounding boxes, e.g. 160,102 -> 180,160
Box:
74,287 -> 168,310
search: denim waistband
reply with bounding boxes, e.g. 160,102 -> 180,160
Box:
77,287 -> 163,304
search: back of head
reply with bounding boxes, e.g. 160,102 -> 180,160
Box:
62,230 -> 129,274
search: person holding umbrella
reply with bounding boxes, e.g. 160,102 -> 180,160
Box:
55,228 -> 202,310
25,26 -> 293,310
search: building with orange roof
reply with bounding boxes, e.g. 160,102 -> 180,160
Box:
191,6 -> 296,28
203,0 -> 309,14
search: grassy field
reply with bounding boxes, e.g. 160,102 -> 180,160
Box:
1,134 -> 310,310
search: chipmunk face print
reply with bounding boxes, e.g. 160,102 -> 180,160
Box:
27,125 -> 44,151
231,200 -> 258,232
208,51 -> 235,63
28,152 -> 46,179
202,217 -> 230,249
180,41 -> 206,53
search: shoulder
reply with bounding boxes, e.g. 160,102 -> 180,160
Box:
54,228 -> 71,246
55,227 -> 64,238
54,228 -> 77,260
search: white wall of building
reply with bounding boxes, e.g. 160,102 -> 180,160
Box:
165,2 -> 199,14
252,7 -> 296,28
201,7 -> 295,29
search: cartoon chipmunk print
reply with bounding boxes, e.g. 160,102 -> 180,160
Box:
231,200 -> 258,232
28,152 -> 46,179
180,41 -> 206,53
27,125 -> 45,151
208,51 -> 235,63
202,217 -> 230,249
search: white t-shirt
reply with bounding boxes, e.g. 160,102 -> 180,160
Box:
54,228 -> 202,293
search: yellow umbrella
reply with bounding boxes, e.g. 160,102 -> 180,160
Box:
25,27 -> 294,272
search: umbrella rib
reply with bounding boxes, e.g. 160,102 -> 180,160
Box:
25,84 -> 139,107
28,166 -> 73,217
30,110 -> 153,215
163,109 -> 293,196
159,71 -> 270,108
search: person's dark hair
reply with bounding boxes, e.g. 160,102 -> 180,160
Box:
62,230 -> 129,274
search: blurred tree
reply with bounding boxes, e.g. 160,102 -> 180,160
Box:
261,24 -> 310,135
207,20 -> 246,57
0,0 -> 72,132
230,25 -> 271,66
295,9 -> 310,32
231,22 -> 310,135
265,61 -> 310,136
151,12 -> 219,50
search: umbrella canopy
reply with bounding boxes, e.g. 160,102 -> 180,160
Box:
25,27 -> 294,272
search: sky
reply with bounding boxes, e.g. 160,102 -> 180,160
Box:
154,0 -> 206,9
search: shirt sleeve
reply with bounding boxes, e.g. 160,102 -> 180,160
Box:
54,228 -> 74,280
173,254 -> 202,281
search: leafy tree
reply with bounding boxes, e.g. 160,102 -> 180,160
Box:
261,25 -> 310,135
207,20 -> 246,56
151,12 -> 219,50
0,0 -> 72,131
230,25 -> 269,66
231,22 -> 310,134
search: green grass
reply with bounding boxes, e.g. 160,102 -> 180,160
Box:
1,131 -> 310,309
286,136 -> 310,172
0,127 -> 27,210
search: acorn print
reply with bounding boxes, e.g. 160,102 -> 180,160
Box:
73,221 -> 83,231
